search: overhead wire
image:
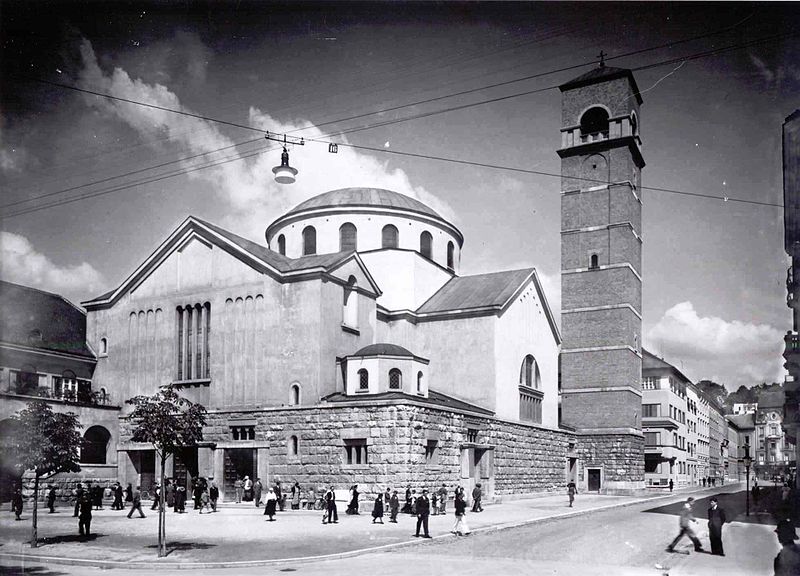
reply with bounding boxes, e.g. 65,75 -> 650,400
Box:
3,28 -> 790,218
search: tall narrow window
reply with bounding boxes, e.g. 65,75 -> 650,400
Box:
343,276 -> 358,328
290,383 -> 301,405
339,222 -> 357,252
417,371 -> 424,394
289,435 -> 299,456
277,234 -> 286,256
389,368 -> 402,390
302,226 -> 317,255
520,355 -> 541,389
382,224 -> 399,248
357,369 -> 369,392
420,231 -> 433,259
100,338 -> 108,355
446,241 -> 455,270
590,254 -> 599,269
177,303 -> 211,381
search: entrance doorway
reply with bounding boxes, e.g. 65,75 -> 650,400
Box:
460,446 -> 493,502
173,447 -> 198,489
224,448 -> 257,499
132,450 -> 156,493
587,468 -> 602,492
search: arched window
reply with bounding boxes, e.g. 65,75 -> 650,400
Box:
417,371 -> 424,394
339,222 -> 357,252
590,254 -> 599,269
277,234 -> 286,256
446,241 -> 455,270
288,435 -> 299,457
389,368 -> 402,390
382,224 -> 399,248
420,231 -> 433,259
100,337 -> 108,355
290,383 -> 300,406
302,226 -> 316,256
520,355 -> 541,389
358,369 -> 369,391
343,276 -> 358,328
81,425 -> 111,464
580,107 -> 609,138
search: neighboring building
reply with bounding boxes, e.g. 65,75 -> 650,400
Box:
0,281 -> 119,502
725,417 -> 741,482
783,108 -> 800,490
732,403 -> 757,415
756,390 -> 794,480
82,186 -> 566,501
708,395 -> 726,481
727,413 -> 755,482
557,63 -> 645,493
641,349 -> 690,488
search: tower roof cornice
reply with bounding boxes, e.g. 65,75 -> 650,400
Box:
559,66 -> 643,105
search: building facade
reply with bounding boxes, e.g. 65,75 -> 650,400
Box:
81,187 -> 568,501
756,391 -> 794,480
557,64 -> 645,493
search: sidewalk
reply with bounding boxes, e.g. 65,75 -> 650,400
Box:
0,484 -> 734,570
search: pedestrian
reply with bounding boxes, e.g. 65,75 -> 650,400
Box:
702,477 -> 706,487
165,479 -> 174,509
124,483 -> 133,506
415,488 -> 432,538
384,487 -> 392,511
127,486 -> 146,519
291,481 -> 301,510
372,493 -> 384,524
47,485 -> 57,513
113,482 -> 124,510
753,480 -> 761,504
234,477 -> 243,503
174,484 -> 186,513
471,483 -> 483,512
92,483 -> 103,510
452,489 -> 470,536
389,490 -> 400,523
431,491 -> 439,515
438,484 -> 447,515
209,480 -> 219,512
12,488 -> 23,520
275,480 -> 284,511
669,479 -> 674,493
410,490 -> 418,515
774,518 -> 800,576
199,486 -> 211,514
150,482 -> 161,511
78,493 -> 92,537
264,488 -> 277,521
666,497 -> 703,553
323,486 -> 338,524
347,484 -> 360,515
707,497 -> 727,556
73,482 -> 83,517
254,477 -> 263,507
402,485 -> 412,514
193,479 -> 204,510
567,480 -> 577,507
244,476 -> 253,501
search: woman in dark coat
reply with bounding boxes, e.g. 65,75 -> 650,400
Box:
402,486 -> 412,514
346,485 -> 360,515
372,493 -> 384,524
707,497 -> 727,555
125,483 -> 133,504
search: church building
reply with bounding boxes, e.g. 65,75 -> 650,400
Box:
82,187 -> 566,501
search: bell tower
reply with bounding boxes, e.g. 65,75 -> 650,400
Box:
557,61 -> 645,493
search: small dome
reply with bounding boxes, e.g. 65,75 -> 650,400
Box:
352,343 -> 415,358
284,188 -> 443,220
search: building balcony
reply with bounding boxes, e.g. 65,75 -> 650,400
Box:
643,415 -> 680,430
1,384 -> 115,407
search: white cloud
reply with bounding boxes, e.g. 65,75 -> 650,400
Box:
646,301 -> 785,389
0,231 -> 105,302
76,38 -> 456,241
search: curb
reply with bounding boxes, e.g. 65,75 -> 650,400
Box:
0,486 -> 729,570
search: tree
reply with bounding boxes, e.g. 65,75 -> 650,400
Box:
10,400 -> 82,548
126,385 -> 207,557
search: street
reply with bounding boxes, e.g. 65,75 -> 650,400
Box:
0,487 -> 786,576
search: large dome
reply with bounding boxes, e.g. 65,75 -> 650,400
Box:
283,188 -> 443,221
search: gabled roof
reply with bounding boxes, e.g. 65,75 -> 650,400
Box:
82,216 -> 381,308
0,281 -> 95,359
559,65 -> 643,105
415,268 -> 561,343
322,389 -> 494,416
642,348 -> 692,384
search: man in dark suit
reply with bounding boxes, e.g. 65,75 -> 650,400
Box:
78,493 -> 93,537
323,486 -> 338,524
415,489 -> 432,538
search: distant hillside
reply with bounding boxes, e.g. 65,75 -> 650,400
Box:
695,380 -> 784,413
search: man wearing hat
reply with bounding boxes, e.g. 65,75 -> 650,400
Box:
666,497 -> 703,553
707,497 -> 727,555
414,488 -> 432,538
774,518 -> 800,576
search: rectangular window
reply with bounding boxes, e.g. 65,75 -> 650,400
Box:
425,440 -> 439,466
644,432 -> 660,446
519,389 -> 542,423
642,404 -> 660,418
344,439 -> 368,465
467,429 -> 478,443
231,426 -> 255,441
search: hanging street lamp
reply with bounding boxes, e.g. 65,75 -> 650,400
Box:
266,132 -> 304,184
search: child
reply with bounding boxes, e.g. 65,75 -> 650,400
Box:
431,491 -> 439,515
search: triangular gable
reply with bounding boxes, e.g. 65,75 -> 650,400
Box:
493,269 -> 560,345
325,252 -> 382,297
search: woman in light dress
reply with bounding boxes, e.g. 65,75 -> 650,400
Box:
452,487 -> 470,536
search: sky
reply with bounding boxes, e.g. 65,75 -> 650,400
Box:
1,1 -> 798,391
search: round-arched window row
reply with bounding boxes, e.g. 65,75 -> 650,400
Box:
339,222 -> 357,252
302,226 -> 316,256
357,368 -> 369,391
289,383 -> 301,406
389,368 -> 402,390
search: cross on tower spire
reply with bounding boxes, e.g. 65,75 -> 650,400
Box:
597,50 -> 607,68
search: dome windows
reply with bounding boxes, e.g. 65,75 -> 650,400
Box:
420,231 -> 433,259
382,224 -> 399,248
302,226 -> 317,256
277,234 -> 286,256
339,222 -> 357,252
